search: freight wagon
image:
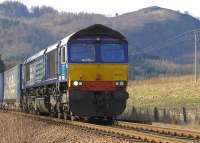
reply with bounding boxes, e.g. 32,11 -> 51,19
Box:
0,73 -> 3,103
3,65 -> 21,109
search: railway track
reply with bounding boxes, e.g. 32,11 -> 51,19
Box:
3,111 -> 199,143
116,121 -> 200,143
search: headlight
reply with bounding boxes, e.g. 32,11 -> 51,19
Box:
72,81 -> 83,87
115,81 -> 119,86
73,81 -> 79,86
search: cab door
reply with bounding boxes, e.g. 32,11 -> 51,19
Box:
59,46 -> 67,81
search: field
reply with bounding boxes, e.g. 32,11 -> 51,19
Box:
0,112 -> 130,143
128,75 -> 200,108
120,75 -> 200,124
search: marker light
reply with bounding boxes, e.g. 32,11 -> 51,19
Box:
115,81 -> 125,87
115,81 -> 119,86
73,81 -> 79,86
79,81 -> 83,86
120,81 -> 124,86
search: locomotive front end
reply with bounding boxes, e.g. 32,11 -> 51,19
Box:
67,25 -> 129,118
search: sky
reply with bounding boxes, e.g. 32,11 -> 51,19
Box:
1,0 -> 200,17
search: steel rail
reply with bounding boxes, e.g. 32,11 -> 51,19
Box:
117,121 -> 200,140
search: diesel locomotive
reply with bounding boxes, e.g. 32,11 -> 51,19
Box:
1,24 -> 129,120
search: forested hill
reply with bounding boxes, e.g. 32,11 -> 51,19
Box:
0,1 -> 200,78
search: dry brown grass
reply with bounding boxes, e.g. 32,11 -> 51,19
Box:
119,75 -> 200,125
127,75 -> 200,108
0,112 -> 132,143
153,122 -> 200,131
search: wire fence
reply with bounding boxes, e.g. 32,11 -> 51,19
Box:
119,106 -> 200,125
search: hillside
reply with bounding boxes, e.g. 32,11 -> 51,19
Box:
0,1 -> 200,78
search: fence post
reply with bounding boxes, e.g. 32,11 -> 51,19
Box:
163,108 -> 166,122
131,106 -> 137,121
183,107 -> 187,123
154,107 -> 159,122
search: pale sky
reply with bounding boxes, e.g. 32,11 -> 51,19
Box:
1,0 -> 200,17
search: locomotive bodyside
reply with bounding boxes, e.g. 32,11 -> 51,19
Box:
21,35 -> 72,114
23,43 -> 67,88
22,43 -> 68,113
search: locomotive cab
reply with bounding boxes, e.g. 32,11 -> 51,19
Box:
67,24 -> 129,118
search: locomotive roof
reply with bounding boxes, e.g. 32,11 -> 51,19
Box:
25,24 -> 127,64
24,33 -> 74,64
69,24 -> 127,41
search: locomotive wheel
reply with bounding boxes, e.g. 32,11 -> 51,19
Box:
35,107 -> 40,115
57,112 -> 62,119
63,104 -> 69,120
50,112 -> 55,117
50,106 -> 56,117
70,111 -> 75,121
83,117 -> 89,122
32,109 -> 36,115
56,103 -> 62,119
64,112 -> 68,120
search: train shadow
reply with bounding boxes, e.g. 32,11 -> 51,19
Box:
86,118 -> 116,125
